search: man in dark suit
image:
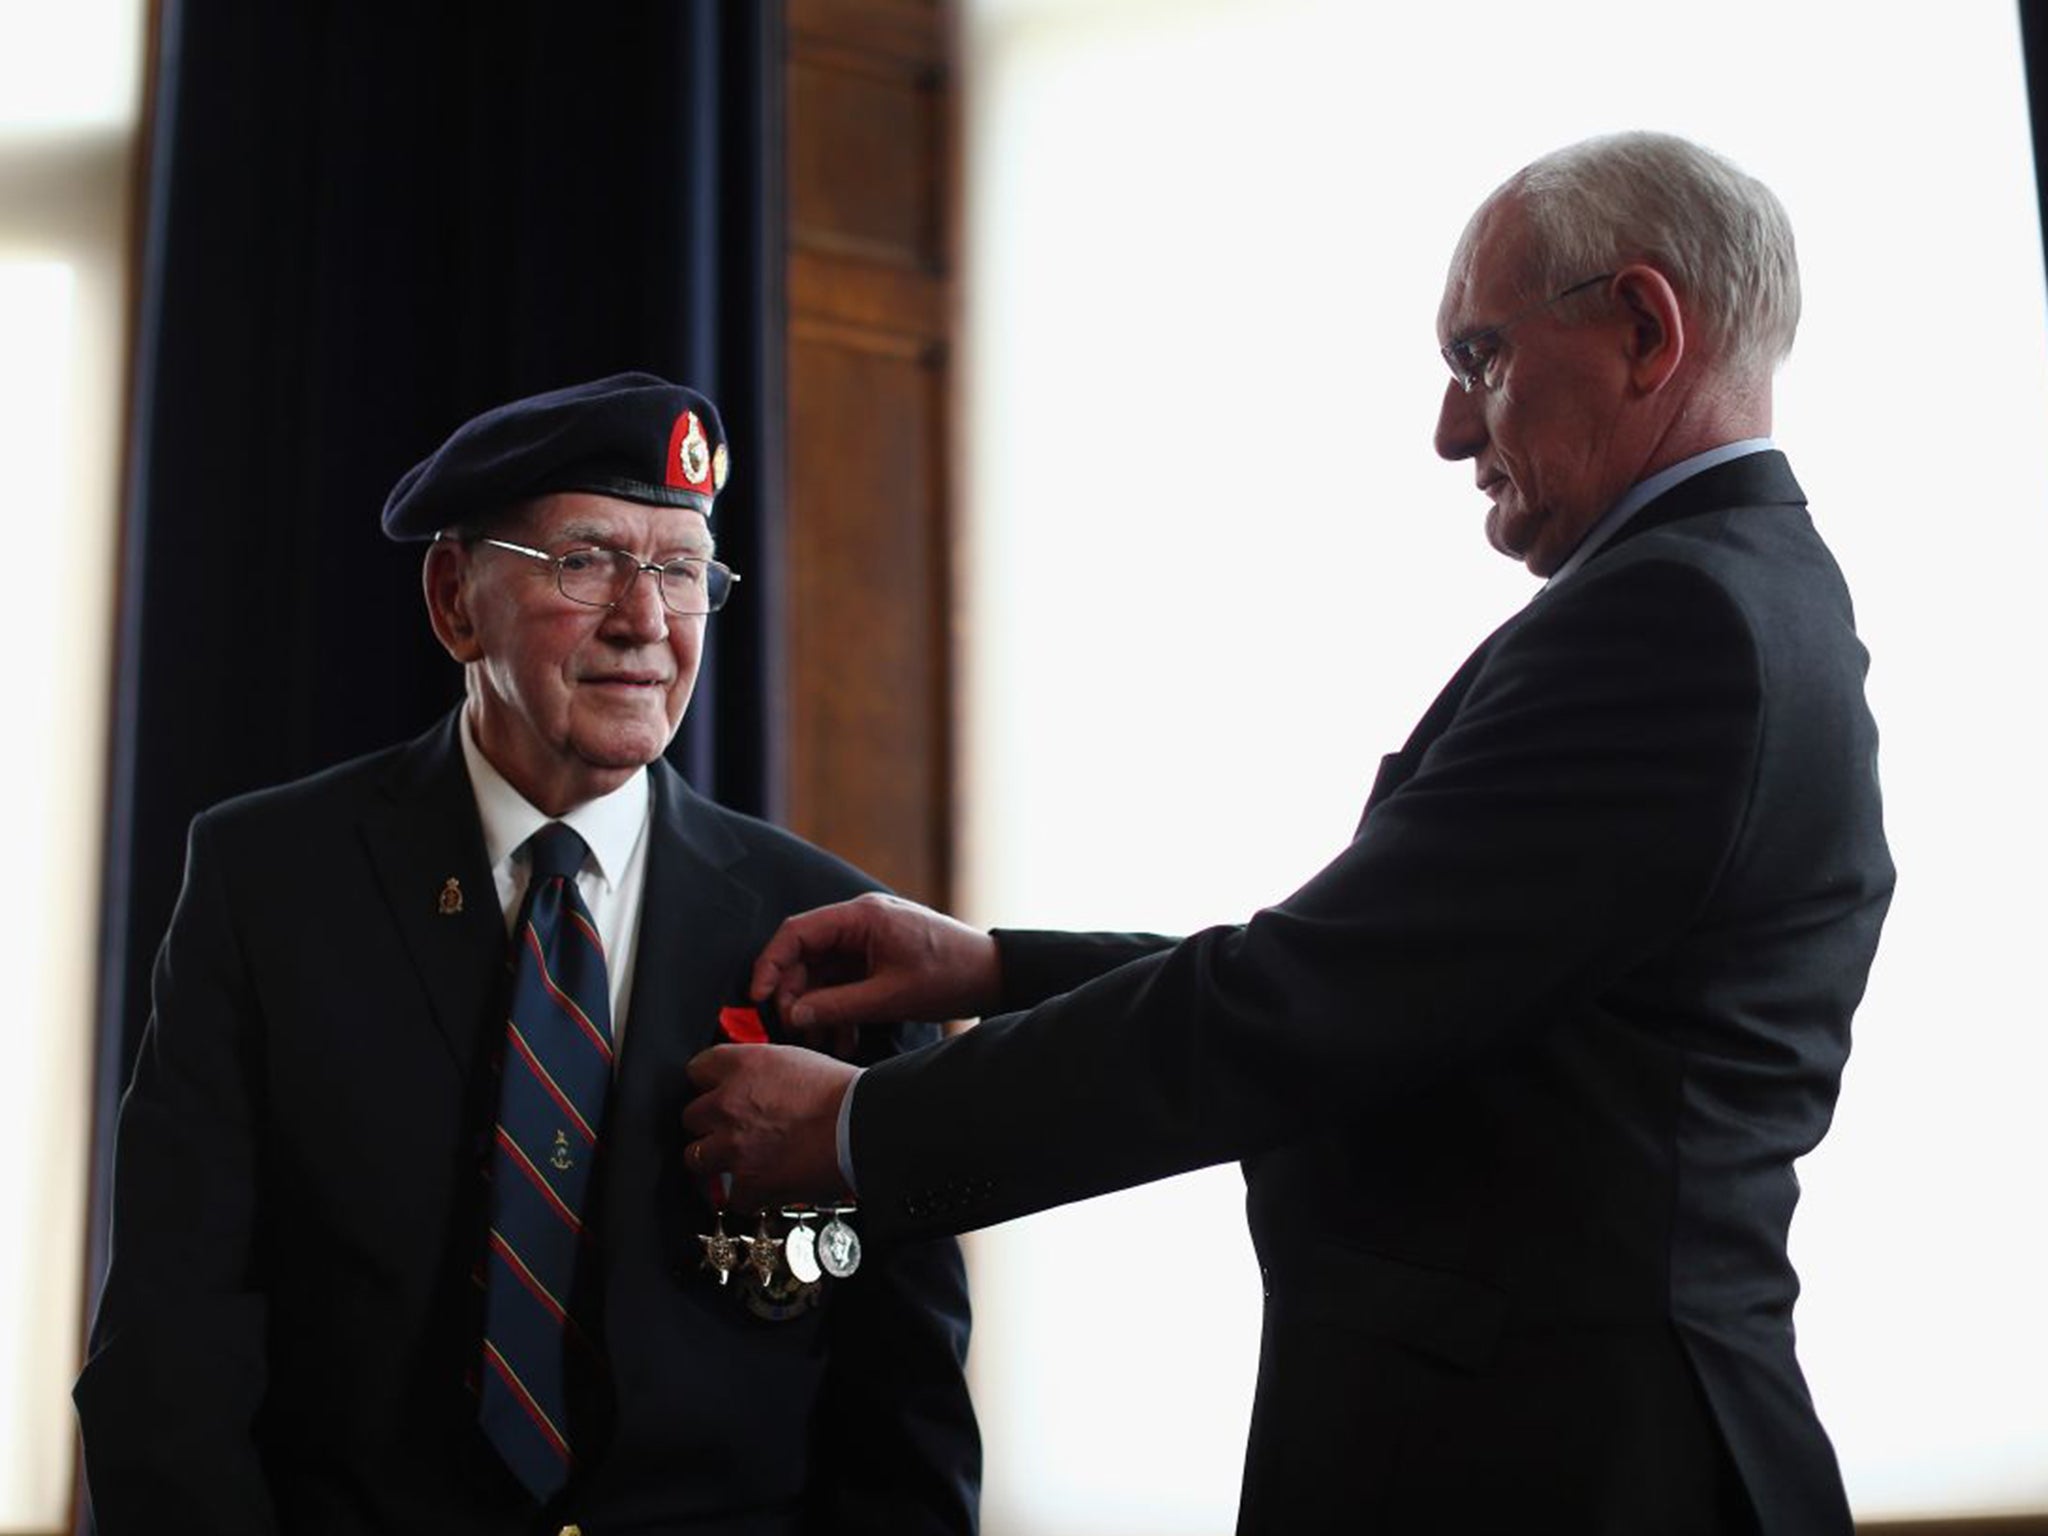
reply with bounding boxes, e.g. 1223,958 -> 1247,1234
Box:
75,375 -> 980,1536
681,133 -> 1894,1535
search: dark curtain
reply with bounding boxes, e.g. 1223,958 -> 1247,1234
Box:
2025,0 -> 2048,287
85,0 -> 786,1353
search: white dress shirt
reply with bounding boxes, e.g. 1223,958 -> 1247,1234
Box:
458,711 -> 655,1049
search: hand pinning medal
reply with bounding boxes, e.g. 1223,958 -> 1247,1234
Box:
689,1000 -> 861,1316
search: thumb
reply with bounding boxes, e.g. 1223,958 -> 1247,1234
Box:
685,1042 -> 743,1091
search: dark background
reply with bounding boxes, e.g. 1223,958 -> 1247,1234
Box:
90,0 -> 788,1310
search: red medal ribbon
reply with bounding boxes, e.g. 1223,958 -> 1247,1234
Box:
718,1005 -> 769,1044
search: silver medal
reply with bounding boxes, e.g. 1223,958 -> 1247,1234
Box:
785,1218 -> 822,1284
817,1212 -> 862,1278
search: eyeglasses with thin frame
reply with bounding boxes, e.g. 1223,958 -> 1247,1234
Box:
1440,272 -> 1615,393
464,535 -> 741,616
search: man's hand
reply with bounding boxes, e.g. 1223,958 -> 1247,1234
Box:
682,1043 -> 858,1213
749,892 -> 1002,1037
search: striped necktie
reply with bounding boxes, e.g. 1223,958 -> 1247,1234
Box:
479,821 -> 614,1502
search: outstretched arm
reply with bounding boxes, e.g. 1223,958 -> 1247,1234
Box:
699,558 -> 1781,1243
706,908 -> 1180,1209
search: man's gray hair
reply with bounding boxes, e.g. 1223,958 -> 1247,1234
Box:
1501,131 -> 1800,376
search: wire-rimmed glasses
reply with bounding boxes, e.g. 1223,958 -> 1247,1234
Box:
1440,273 -> 1615,392
473,536 -> 740,616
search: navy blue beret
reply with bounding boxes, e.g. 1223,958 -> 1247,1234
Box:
381,372 -> 729,541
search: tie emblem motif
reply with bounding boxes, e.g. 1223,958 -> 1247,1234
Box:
478,823 -> 612,1502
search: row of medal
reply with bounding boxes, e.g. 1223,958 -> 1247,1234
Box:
698,1206 -> 862,1319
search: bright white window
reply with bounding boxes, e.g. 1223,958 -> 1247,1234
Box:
959,1 -> 2048,1529
0,0 -> 143,1525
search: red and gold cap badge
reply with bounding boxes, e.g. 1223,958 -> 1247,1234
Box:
667,408 -> 728,498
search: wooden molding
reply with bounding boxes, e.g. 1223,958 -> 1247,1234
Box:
778,0 -> 956,906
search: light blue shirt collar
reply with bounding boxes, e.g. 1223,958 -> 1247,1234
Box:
1544,438 -> 1775,587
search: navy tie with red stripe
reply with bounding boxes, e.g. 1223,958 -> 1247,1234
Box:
479,822 -> 613,1501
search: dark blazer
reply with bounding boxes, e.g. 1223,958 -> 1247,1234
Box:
852,453 -> 1891,1536
77,714 -> 979,1536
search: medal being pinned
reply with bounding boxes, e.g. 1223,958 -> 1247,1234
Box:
689,1000 -> 859,1315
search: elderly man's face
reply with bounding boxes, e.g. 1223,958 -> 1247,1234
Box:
427,491 -> 709,814
1433,202 -> 1634,577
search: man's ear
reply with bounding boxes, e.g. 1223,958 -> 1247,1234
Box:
423,539 -> 483,663
1612,263 -> 1685,395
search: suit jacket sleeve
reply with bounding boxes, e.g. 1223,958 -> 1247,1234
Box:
852,555 -> 1771,1240
992,928 -> 1178,1011
74,813 -> 281,1535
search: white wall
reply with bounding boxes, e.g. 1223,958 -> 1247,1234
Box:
959,1 -> 2048,1527
0,0 -> 142,1524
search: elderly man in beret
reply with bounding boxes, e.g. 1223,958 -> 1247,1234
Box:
76,375 -> 980,1536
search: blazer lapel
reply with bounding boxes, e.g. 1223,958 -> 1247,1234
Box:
358,713 -> 507,1072
617,759 -> 762,1070
599,760 -> 764,1294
